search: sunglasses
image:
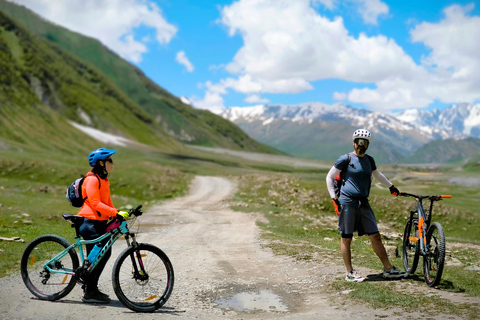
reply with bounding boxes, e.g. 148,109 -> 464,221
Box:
355,138 -> 369,146
105,158 -> 113,163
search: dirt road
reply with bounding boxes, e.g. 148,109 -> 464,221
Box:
0,176 -> 471,319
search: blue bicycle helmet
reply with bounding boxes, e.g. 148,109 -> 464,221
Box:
88,148 -> 116,167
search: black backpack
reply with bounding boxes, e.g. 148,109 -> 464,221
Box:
333,153 -> 351,198
333,153 -> 374,198
66,173 -> 101,207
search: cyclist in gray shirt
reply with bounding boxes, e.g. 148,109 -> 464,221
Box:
326,129 -> 405,282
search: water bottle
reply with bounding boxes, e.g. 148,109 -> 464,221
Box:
87,243 -> 102,262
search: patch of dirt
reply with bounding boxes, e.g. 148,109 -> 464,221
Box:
0,176 -> 477,319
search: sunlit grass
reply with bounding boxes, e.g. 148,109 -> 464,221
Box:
231,170 -> 480,316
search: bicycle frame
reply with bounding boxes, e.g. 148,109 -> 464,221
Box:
402,193 -> 451,256
42,219 -> 132,277
409,197 -> 430,256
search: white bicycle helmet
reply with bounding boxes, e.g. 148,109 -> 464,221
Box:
352,129 -> 371,141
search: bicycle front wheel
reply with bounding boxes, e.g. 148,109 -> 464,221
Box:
20,234 -> 79,300
424,222 -> 446,287
112,243 -> 174,313
402,217 -> 419,274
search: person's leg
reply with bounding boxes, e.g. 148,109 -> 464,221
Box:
369,232 -> 392,271
79,220 -> 111,303
338,205 -> 357,274
341,237 -> 353,273
87,247 -> 111,291
342,234 -> 364,282
359,205 -> 393,270
360,205 -> 404,278
369,232 -> 405,278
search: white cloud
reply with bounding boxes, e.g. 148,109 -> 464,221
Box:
191,91 -> 223,109
307,0 -> 390,25
333,92 -> 347,100
176,51 -> 194,72
190,81 -> 226,111
346,3 -> 480,110
313,0 -> 336,10
245,94 -> 270,104
410,4 -> 480,103
202,0 -> 479,111
355,0 -> 389,25
191,75 -> 313,110
226,75 -> 263,94
347,77 -> 434,110
221,0 -> 416,83
11,0 -> 177,63
207,0 -> 417,110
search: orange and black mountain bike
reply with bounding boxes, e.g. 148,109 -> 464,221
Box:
400,192 -> 451,287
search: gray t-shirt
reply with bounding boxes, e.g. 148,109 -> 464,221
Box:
334,153 -> 377,206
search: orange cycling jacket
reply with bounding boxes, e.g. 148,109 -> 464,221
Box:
77,173 -> 118,221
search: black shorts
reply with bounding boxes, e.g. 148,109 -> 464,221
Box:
338,203 -> 379,238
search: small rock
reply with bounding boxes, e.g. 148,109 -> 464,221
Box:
447,257 -> 463,266
465,265 -> 480,271
341,290 -> 353,295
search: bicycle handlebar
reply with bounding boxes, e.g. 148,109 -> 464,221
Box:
398,192 -> 451,201
128,205 -> 143,217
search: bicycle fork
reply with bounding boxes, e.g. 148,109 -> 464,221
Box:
125,233 -> 149,282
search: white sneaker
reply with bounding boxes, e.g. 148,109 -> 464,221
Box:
383,266 -> 406,279
345,269 -> 365,282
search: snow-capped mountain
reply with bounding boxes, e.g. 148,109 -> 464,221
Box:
216,102 -> 480,141
396,103 -> 480,139
213,102 -> 480,163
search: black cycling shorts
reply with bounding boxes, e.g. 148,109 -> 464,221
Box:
338,203 -> 379,238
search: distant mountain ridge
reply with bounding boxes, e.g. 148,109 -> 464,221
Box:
215,102 -> 480,164
218,102 -> 480,140
396,103 -> 480,139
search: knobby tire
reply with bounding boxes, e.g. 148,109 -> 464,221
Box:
20,234 -> 79,301
112,243 -> 174,313
424,222 -> 446,287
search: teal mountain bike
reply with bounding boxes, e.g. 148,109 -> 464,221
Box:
400,192 -> 451,287
20,207 -> 174,313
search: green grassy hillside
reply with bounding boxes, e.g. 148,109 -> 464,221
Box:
0,9 -> 181,154
234,119 -> 404,163
0,0 -> 279,154
403,138 -> 480,164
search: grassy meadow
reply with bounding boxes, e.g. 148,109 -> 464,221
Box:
230,164 -> 480,319
0,145 -> 299,276
1,146 -> 480,318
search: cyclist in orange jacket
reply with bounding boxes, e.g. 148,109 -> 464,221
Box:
78,148 -> 119,304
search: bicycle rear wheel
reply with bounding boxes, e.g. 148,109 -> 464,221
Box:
402,217 -> 419,274
424,222 -> 446,287
112,243 -> 174,313
20,234 -> 79,300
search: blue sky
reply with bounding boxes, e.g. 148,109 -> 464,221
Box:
10,0 -> 480,113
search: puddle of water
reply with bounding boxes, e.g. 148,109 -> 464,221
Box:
215,290 -> 288,313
